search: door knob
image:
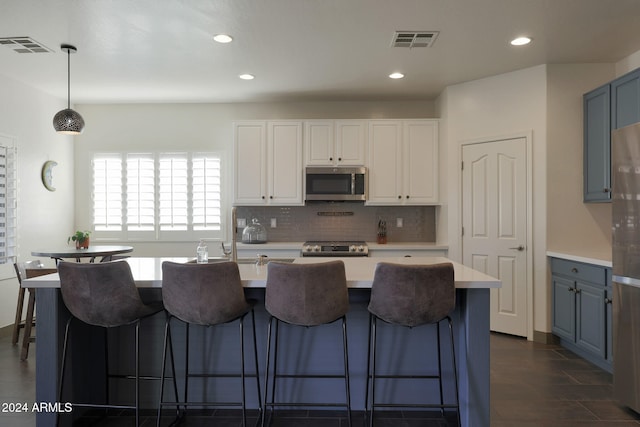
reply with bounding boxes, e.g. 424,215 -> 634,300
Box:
509,245 -> 525,251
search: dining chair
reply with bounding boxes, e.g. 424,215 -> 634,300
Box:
12,260 -> 57,360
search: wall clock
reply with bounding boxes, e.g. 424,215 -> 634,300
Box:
41,160 -> 57,191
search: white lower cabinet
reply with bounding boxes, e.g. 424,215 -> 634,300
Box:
367,119 -> 439,205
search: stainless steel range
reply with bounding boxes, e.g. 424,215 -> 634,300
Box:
301,241 -> 369,257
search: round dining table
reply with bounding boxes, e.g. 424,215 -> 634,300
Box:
31,245 -> 134,264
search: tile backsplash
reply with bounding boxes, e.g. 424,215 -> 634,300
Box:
235,203 -> 436,242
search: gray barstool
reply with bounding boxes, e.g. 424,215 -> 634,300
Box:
262,260 -> 351,427
366,262 -> 460,427
158,261 -> 261,427
57,260 -> 164,426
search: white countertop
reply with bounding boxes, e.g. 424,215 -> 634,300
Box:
23,256 -> 499,290
546,251 -> 612,268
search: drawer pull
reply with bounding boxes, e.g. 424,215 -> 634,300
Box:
571,267 -> 578,273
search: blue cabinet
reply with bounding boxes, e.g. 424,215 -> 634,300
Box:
583,68 -> 640,203
550,257 -> 611,372
612,68 -> 640,129
583,85 -> 611,202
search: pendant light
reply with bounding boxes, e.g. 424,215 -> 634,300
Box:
53,44 -> 85,134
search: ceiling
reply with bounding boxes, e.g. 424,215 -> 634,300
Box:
2,0 -> 640,104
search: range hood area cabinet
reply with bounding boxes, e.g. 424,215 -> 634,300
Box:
366,120 -> 439,205
233,119 -> 439,206
584,67 -> 640,203
304,120 -> 367,166
234,121 -> 304,206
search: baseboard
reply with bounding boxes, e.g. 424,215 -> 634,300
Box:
533,330 -> 559,345
0,324 -> 14,338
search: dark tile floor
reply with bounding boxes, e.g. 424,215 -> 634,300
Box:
1,331 -> 639,426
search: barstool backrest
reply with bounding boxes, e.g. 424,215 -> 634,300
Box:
368,262 -> 455,327
161,261 -> 251,326
265,260 -> 348,326
58,261 -> 157,328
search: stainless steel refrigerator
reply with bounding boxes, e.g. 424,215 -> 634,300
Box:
612,121 -> 640,411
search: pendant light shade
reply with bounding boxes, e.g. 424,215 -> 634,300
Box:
53,44 -> 85,135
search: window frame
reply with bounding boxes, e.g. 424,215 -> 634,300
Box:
92,151 -> 225,243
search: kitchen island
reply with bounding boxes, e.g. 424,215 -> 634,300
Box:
24,256 -> 500,427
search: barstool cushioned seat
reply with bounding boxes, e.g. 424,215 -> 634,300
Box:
265,260 -> 349,326
368,262 -> 455,327
59,260 -> 162,327
162,260 -> 252,325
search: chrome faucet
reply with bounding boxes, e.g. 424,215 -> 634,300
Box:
231,206 -> 238,262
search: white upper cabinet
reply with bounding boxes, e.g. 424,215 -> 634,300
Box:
304,120 -> 366,166
367,119 -> 439,205
234,121 -> 303,205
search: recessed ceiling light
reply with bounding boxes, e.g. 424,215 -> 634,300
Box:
213,34 -> 233,43
389,72 -> 405,79
239,74 -> 255,80
510,36 -> 531,46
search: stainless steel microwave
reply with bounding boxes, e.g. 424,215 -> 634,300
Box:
305,167 -> 367,201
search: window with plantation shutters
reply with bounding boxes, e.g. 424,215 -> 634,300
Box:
0,136 -> 16,269
127,154 -> 155,231
92,151 -> 223,241
93,154 -> 123,231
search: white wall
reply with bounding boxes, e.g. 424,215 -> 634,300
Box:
0,75 -> 74,327
436,65 -> 548,335
74,101 -> 436,257
546,64 -> 615,260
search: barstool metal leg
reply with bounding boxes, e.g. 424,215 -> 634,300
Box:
239,316 -> 247,427
185,322 -> 190,411
251,309 -> 262,419
56,317 -> 73,427
135,320 -> 140,426
261,316 -> 274,427
158,315 -> 181,426
447,316 -> 461,427
436,321 -> 445,417
341,316 -> 352,427
369,315 -> 377,427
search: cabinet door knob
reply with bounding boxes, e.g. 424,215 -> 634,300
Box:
406,195 -> 410,199
575,288 -> 581,294
568,287 -> 575,293
398,195 -> 402,199
329,157 -> 333,161
603,188 -> 611,193
261,196 -> 265,199
605,298 -> 612,304
338,157 -> 342,161
270,195 -> 273,199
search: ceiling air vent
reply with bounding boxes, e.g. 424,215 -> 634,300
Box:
391,31 -> 439,48
0,37 -> 53,53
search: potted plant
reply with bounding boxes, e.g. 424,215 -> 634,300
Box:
68,231 -> 91,249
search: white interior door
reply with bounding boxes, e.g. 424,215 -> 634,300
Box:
462,137 -> 528,337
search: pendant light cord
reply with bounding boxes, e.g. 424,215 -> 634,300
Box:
67,48 -> 71,109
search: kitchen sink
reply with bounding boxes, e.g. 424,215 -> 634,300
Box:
236,258 -> 295,264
